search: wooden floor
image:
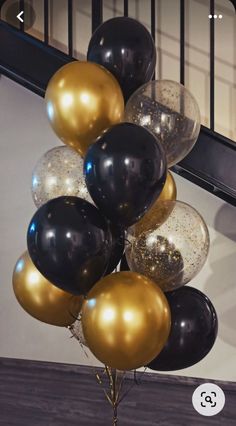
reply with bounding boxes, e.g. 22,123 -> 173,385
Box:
0,357 -> 235,425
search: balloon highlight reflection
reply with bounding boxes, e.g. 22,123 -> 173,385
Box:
45,61 -> 124,157
27,196 -> 112,295
32,146 -> 92,208
147,286 -> 218,371
82,272 -> 171,370
127,201 -> 209,292
13,251 -> 82,326
87,17 -> 156,101
134,171 -> 177,236
125,80 -> 201,166
84,123 -> 167,228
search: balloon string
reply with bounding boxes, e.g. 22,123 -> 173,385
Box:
105,367 -> 119,426
67,325 -> 104,387
117,236 -> 125,247
113,405 -> 118,426
68,324 -> 142,425
124,238 -> 132,246
115,371 -> 126,404
118,367 -> 147,405
68,323 -> 119,417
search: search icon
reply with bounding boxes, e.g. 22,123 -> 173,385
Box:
192,383 -> 225,416
205,395 -> 213,404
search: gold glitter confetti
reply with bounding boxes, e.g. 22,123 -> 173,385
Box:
126,201 -> 209,292
31,146 -> 93,208
125,80 -> 201,167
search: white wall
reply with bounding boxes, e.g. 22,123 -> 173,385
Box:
0,75 -> 236,381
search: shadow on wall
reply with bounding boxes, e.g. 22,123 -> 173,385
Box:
214,203 -> 236,242
203,203 -> 236,348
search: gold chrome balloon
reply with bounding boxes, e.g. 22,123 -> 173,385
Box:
134,171 -> 177,236
13,251 -> 82,326
45,61 -> 124,157
82,272 -> 171,370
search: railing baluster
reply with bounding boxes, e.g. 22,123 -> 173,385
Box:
44,0 -> 49,45
68,0 -> 73,57
92,0 -> 103,34
180,0 -> 185,85
151,0 -> 156,80
210,0 -> 215,131
124,0 -> 128,17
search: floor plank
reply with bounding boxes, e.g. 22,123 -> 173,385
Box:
0,358 -> 235,425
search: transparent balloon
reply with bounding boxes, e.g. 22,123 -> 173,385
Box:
126,201 -> 209,292
31,146 -> 93,208
71,320 -> 88,347
125,80 -> 201,167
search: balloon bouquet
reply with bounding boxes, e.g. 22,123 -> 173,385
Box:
12,17 -> 218,425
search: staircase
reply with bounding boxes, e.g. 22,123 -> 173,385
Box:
0,0 -> 236,205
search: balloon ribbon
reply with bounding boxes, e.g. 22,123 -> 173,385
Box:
69,322 -> 147,425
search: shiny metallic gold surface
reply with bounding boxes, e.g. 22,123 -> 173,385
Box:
45,61 -> 124,157
13,251 -> 82,326
134,171 -> 177,236
82,272 -> 171,370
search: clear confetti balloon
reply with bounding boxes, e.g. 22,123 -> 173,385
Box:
31,146 -> 93,208
70,320 -> 88,347
125,80 -> 201,167
126,201 -> 209,292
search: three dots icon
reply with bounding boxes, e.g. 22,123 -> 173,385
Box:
208,14 -> 223,19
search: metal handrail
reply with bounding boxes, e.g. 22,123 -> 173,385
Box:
0,0 -> 235,205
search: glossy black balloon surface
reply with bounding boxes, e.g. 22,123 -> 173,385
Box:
84,123 -> 167,228
119,254 -> 130,271
27,196 -> 112,295
105,224 -> 125,274
147,286 -> 218,371
87,17 -> 156,101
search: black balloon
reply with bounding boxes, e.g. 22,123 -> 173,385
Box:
27,196 -> 112,295
120,254 -> 130,271
105,224 -> 125,274
87,17 -> 156,101
147,287 -> 218,371
84,123 -> 167,228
